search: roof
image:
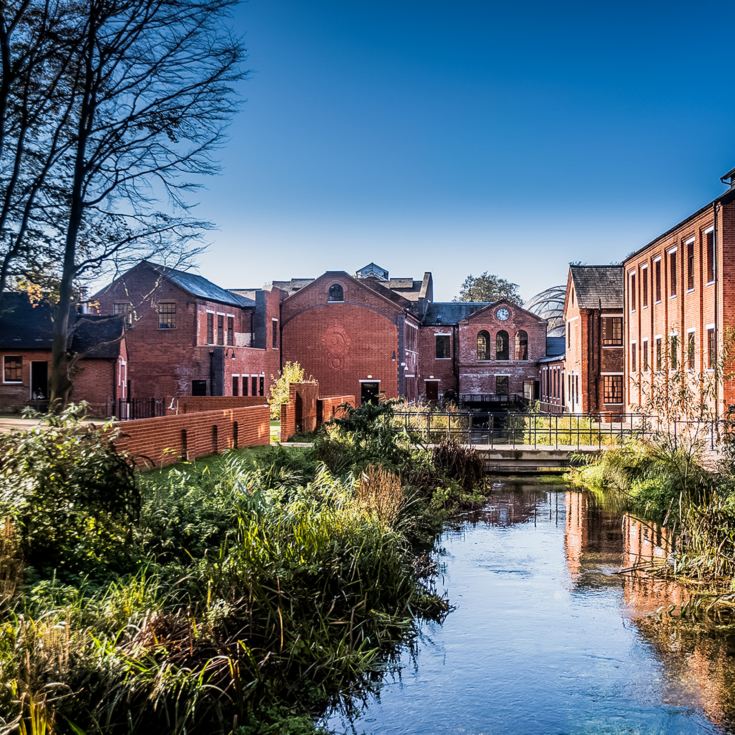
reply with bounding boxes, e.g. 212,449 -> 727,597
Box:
545,335 -> 565,358
422,302 -> 488,325
0,293 -> 123,358
569,265 -> 623,310
145,261 -> 255,308
272,278 -> 315,297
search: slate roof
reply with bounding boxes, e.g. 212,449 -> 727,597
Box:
545,336 -> 565,358
422,302 -> 488,326
145,261 -> 255,308
569,265 -> 623,310
0,293 -> 124,358
271,278 -> 315,297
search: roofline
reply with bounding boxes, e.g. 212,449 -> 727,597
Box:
464,298 -> 547,324
623,188 -> 735,265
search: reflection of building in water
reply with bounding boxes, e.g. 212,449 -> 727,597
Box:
622,514 -> 673,570
564,491 -> 623,584
466,486 -> 549,528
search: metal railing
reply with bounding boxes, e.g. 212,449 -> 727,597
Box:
109,397 -> 166,421
393,411 -> 729,450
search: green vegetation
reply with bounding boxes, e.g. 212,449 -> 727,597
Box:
0,401 -> 489,733
268,361 -> 311,420
519,411 -> 620,447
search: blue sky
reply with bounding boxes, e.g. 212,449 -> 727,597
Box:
193,0 -> 735,301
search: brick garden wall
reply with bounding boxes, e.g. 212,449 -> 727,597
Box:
114,404 -> 270,468
318,395 -> 354,423
280,381 -> 319,442
176,396 -> 267,413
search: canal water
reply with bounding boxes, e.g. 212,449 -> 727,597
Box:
325,484 -> 735,735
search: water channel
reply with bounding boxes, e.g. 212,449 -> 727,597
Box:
325,483 -> 735,735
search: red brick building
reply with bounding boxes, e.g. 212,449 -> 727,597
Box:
94,261 -> 281,401
562,265 -> 624,415
0,292 -> 127,415
624,168 -> 735,418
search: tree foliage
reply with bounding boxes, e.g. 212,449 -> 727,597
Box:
268,361 -> 311,420
455,272 -> 523,305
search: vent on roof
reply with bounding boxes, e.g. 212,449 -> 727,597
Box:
721,167 -> 735,189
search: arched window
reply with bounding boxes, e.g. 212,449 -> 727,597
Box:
328,283 -> 344,302
515,330 -> 528,360
477,330 -> 490,360
496,330 -> 509,360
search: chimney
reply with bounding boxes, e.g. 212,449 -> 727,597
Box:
720,166 -> 735,189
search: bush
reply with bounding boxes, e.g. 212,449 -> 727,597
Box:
432,439 -> 484,492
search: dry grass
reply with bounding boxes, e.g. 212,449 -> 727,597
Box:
356,466 -> 404,526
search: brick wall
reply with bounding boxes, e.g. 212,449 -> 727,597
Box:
176,396 -> 267,413
418,325 -> 458,400
318,394 -> 355,422
114,404 -> 270,468
280,381 -> 319,442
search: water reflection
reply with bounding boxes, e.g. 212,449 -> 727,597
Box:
325,487 -> 731,735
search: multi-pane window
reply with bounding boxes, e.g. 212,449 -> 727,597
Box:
477,331 -> 489,360
706,230 -> 715,283
687,331 -> 696,370
707,327 -> 716,369
232,375 -> 239,396
601,317 -> 623,346
217,314 -> 224,345
251,375 -> 258,396
642,340 -> 649,371
631,343 -> 637,372
669,334 -> 678,370
328,283 -> 344,302
271,319 -> 278,349
243,375 -> 249,396
629,272 -> 637,311
496,330 -> 509,360
3,356 -> 22,383
113,302 -> 134,326
641,266 -> 649,307
603,375 -> 623,404
158,302 -> 176,329
655,337 -> 662,371
654,259 -> 662,302
686,240 -> 695,291
496,375 -> 509,396
515,330 -> 528,360
227,316 -> 235,346
206,312 -> 214,343
259,375 -> 265,396
668,250 -> 677,297
435,334 -> 451,359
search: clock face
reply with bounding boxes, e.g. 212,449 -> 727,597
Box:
496,307 -> 510,321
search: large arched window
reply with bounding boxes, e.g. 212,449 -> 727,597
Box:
515,330 -> 528,360
327,283 -> 344,302
477,330 -> 490,360
496,330 -> 509,360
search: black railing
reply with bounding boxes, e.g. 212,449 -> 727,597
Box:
393,411 -> 729,450
110,398 -> 166,420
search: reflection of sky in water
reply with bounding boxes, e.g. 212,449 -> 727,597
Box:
324,487 -> 725,735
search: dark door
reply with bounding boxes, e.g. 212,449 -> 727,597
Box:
30,361 -> 48,399
360,381 -> 380,405
192,380 -> 207,396
425,381 -> 439,402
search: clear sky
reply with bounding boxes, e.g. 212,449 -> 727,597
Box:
191,0 -> 735,302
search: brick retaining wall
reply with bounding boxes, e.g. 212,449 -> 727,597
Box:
318,395 -> 354,423
175,396 -> 267,413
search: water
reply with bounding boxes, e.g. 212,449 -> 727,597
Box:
325,485 -> 735,735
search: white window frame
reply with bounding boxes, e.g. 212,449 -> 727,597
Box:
666,246 -> 678,299
628,270 -> 637,312
652,256 -> 663,304
705,226 -> 716,285
640,264 -> 649,308
2,355 -> 22,384
684,237 -> 696,293
630,340 -> 637,373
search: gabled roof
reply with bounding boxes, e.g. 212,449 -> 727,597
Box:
143,261 -> 255,308
569,265 -> 623,310
356,262 -> 389,281
465,298 -> 546,324
0,293 -> 124,358
422,302 -> 487,326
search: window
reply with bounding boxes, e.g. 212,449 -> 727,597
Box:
706,230 -> 715,283
496,375 -> 509,396
243,374 -> 249,396
232,375 -> 239,396
686,240 -> 695,291
641,266 -> 649,307
476,331 -> 490,360
113,302 -> 134,327
654,259 -> 662,302
328,283 -> 344,302
601,317 -> 623,346
259,375 -> 265,396
629,272 -> 637,311
251,375 -> 258,396
206,312 -> 214,344
217,314 -> 224,345
435,334 -> 451,359
566,321 -> 571,345
515,330 -> 528,360
642,339 -> 649,371
496,330 -> 509,360
3,356 -> 22,383
707,327 -> 716,369
272,319 -> 279,349
687,331 -> 696,370
669,334 -> 678,370
227,316 -> 235,346
603,375 -> 624,404
631,343 -> 637,372
158,302 -> 176,329
655,337 -> 662,371
668,250 -> 677,297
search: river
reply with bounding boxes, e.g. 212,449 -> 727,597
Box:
324,483 -> 735,735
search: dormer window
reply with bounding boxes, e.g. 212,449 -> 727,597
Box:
328,283 -> 344,302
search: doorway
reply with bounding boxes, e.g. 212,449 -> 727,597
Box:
424,380 -> 439,402
30,361 -> 48,400
360,381 -> 380,405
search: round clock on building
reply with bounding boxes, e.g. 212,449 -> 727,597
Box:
496,307 -> 510,321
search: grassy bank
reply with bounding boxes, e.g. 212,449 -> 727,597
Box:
0,402 -> 488,734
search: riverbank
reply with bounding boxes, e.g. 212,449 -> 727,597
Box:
0,402 -> 490,734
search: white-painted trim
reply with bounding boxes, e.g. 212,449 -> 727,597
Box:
2,355 -> 22,384
600,372 -> 624,376
706,323 -> 716,330
687,327 -> 696,333
704,226 -> 714,234
358,379 -> 381,383
434,331 -> 451,336
685,236 -> 695,245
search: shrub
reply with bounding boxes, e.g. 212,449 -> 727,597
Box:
268,361 -> 311,420
432,439 -> 484,492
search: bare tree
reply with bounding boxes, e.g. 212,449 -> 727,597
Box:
39,0 -> 244,406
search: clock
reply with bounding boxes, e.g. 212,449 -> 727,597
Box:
496,307 -> 510,321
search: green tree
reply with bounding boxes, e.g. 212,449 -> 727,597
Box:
269,361 -> 311,420
456,272 -> 523,305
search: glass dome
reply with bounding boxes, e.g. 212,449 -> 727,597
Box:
526,285 -> 566,336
